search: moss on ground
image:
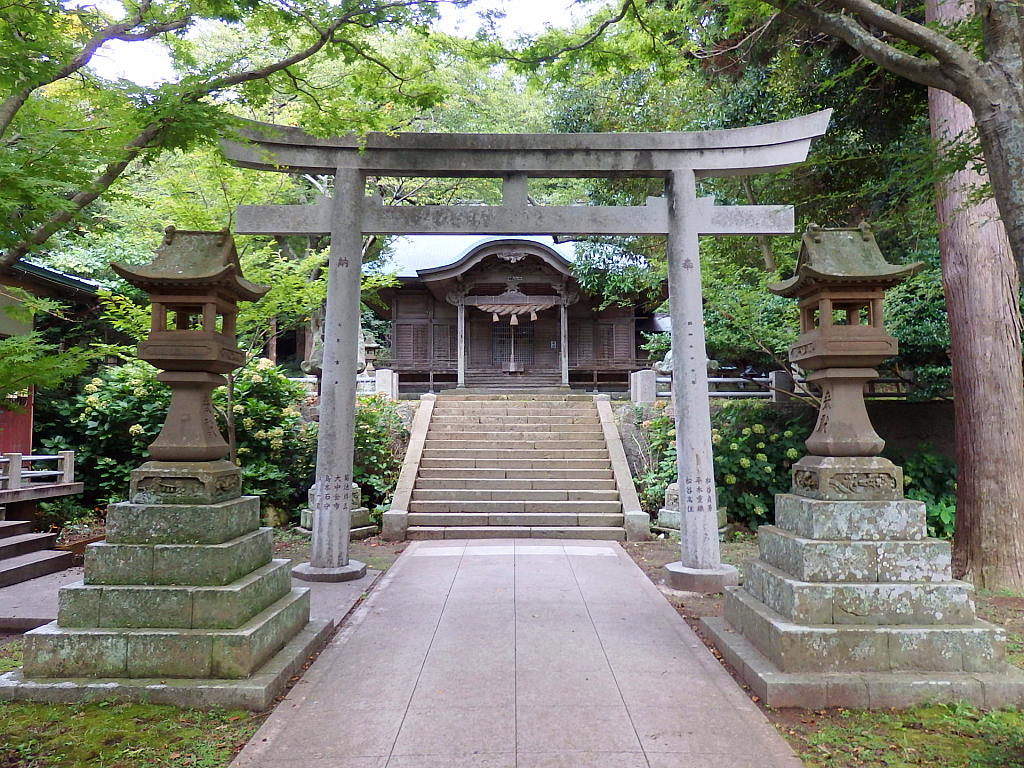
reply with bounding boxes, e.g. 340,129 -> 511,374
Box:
781,703 -> 1024,767
3,635 -> 262,766
0,698 -> 263,767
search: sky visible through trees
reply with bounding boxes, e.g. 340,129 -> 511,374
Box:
91,0 -> 610,84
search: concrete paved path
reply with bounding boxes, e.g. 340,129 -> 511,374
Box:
234,540 -> 801,768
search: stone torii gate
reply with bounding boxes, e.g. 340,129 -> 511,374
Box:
221,110 -> 831,589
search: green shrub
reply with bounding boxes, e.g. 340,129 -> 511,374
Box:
229,358 -> 317,514
37,360 -> 170,507
352,394 -> 409,509
893,444 -> 957,538
632,397 -> 958,537
711,401 -> 812,528
37,358 -> 316,514
634,400 -> 677,514
633,399 -> 812,529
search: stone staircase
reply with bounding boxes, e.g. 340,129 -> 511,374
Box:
405,393 -> 632,540
0,519 -> 72,588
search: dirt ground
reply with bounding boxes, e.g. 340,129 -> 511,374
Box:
272,530 -> 407,572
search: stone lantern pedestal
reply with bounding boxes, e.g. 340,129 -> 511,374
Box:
0,230 -> 330,710
702,225 -> 1024,708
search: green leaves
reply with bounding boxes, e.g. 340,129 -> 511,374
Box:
0,333 -> 95,405
0,1 -> 473,267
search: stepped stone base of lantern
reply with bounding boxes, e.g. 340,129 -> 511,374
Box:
702,489 -> 1024,708
0,462 -> 327,710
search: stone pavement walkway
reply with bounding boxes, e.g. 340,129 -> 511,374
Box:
233,539 -> 801,768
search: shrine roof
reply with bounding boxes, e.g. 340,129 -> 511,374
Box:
379,235 -> 575,278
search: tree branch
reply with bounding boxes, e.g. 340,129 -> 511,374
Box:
0,0 -> 450,270
501,0 -> 636,65
0,5 -> 190,137
827,0 -> 978,71
0,121 -> 166,269
767,0 -> 966,94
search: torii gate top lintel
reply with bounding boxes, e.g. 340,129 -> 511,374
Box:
221,109 -> 832,178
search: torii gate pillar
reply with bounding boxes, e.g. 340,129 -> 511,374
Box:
664,168 -> 738,591
291,168 -> 367,582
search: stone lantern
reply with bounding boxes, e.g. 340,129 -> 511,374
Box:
701,223 -> 1024,710
112,227 -> 268,462
769,222 -> 921,458
5,229 -> 329,711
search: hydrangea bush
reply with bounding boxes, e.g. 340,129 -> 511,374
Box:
633,398 -> 957,535
352,394 -> 409,510
710,400 -> 811,528
38,358 -> 316,511
633,399 -> 812,529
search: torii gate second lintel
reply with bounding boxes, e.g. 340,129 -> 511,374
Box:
222,111 -> 832,590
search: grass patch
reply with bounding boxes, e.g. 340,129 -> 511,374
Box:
0,701 -> 264,767
0,638 -> 23,673
781,703 -> 1024,767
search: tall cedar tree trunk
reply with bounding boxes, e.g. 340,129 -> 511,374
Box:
928,0 -> 1024,590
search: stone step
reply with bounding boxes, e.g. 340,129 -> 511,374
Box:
424,440 -> 606,450
59,559 -> 294,630
408,500 -> 622,514
431,410 -> 596,419
0,549 -> 74,589
419,458 -> 612,470
421,448 -> 609,460
758,525 -> 952,583
434,398 -> 594,405
24,587 -> 310,680
724,586 -> 1005,674
436,397 -> 598,403
414,477 -> 618,490
0,531 -> 60,560
411,488 -> 620,502
407,512 -> 624,527
433,403 -> 595,412
425,433 -> 604,443
427,423 -> 603,433
744,558 -> 977,627
418,467 -> 614,479
455,385 -> 567,393
0,520 -> 34,539
429,415 -> 600,425
407,526 -> 626,541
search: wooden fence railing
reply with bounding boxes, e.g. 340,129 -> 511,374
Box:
1,452 -> 75,490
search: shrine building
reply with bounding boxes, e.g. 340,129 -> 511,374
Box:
372,235 -> 660,392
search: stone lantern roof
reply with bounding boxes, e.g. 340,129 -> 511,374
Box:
112,227 -> 268,302
769,223 -> 922,297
